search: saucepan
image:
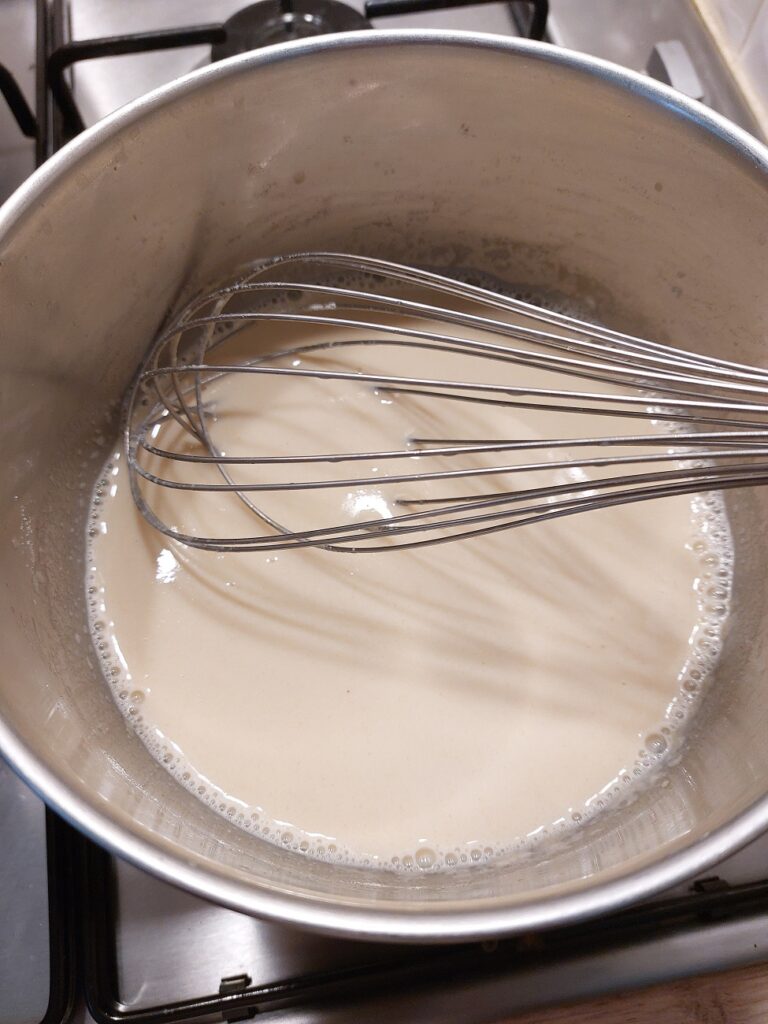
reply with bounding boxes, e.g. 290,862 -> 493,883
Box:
1,31 -> 767,941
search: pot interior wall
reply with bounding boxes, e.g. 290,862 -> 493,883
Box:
1,35 -> 767,930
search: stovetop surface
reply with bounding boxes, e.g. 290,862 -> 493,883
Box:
1,3 -> 767,1023
0,760 -> 50,1024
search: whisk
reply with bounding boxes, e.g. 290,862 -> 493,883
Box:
127,252 -> 768,553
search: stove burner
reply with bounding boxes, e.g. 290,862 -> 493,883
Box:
212,0 -> 371,56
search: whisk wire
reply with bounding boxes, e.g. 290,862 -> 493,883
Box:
127,252 -> 768,553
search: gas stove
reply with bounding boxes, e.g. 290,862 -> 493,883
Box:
1,3 -> 767,1023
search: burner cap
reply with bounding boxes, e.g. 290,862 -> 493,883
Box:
213,0 -> 371,57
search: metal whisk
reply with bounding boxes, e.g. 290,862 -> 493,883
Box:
127,252 -> 768,553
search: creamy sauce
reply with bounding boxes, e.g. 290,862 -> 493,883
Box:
86,278 -> 732,871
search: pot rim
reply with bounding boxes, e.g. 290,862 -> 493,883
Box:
2,28 -> 768,942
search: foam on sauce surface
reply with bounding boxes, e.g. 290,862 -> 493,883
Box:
86,273 -> 732,871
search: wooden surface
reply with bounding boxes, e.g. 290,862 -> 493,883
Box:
500,962 -> 768,1023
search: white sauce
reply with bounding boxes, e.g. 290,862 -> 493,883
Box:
86,277 -> 732,871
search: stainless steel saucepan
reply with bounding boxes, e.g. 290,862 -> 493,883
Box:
1,31 -> 767,941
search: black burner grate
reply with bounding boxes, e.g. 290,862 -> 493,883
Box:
42,812 -> 79,1024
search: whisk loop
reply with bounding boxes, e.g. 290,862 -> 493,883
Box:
127,253 -> 768,553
